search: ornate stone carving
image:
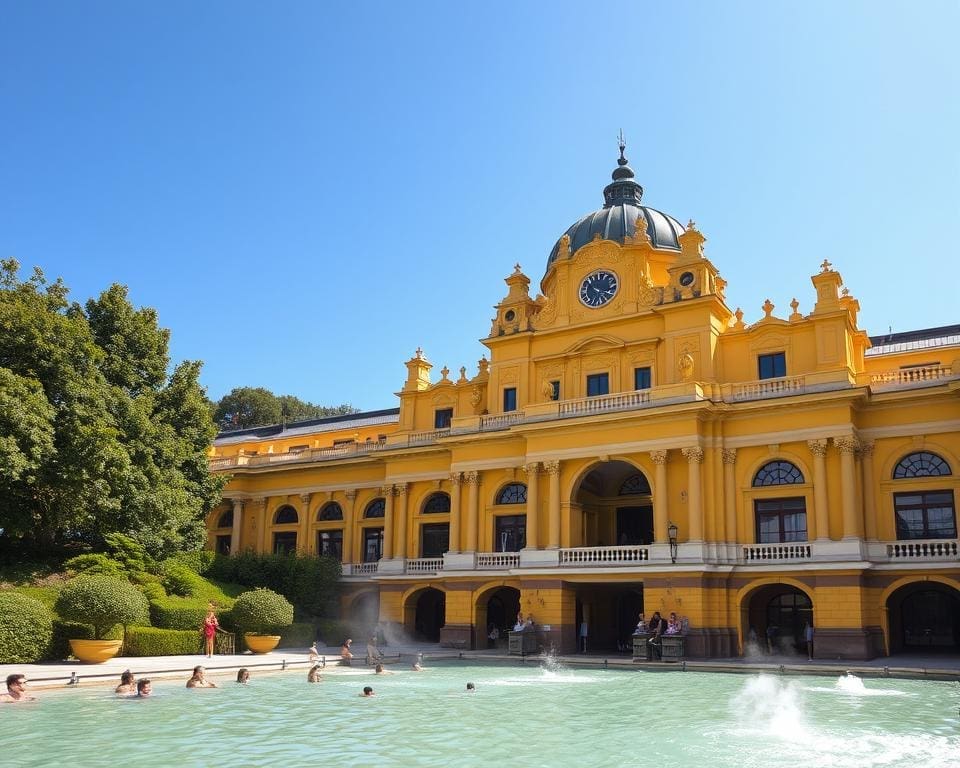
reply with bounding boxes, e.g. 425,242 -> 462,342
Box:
395,483 -> 408,496
449,472 -> 462,486
721,449 -> 737,465
681,447 -> 704,464
807,439 -> 829,458
463,470 -> 480,485
834,436 -> 860,454
470,386 -> 482,406
522,462 -> 540,476
252,497 -> 266,509
543,460 -> 561,475
500,367 -> 519,385
858,440 -> 875,458
345,489 -> 357,501
678,352 -> 695,381
556,233 -> 571,259
762,299 -> 774,318
650,449 -> 668,465
299,493 -> 312,505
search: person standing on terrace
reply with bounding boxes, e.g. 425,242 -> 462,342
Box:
203,606 -> 219,658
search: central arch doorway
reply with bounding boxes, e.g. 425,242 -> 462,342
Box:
744,584 -> 812,656
573,460 -> 654,547
479,586 -> 520,648
887,581 -> 960,654
406,588 -> 445,642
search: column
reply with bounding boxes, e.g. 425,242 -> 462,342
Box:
523,462 -> 540,550
449,472 -> 462,553
344,489 -> 357,565
682,447 -> 704,541
545,460 -> 561,549
835,436 -> 862,539
230,499 -> 244,554
252,497 -> 267,553
464,471 -> 480,551
808,439 -> 830,540
860,441 -> 877,540
722,449 -> 737,543
299,493 -> 312,553
395,484 -> 408,559
650,450 -> 669,542
383,485 -> 395,559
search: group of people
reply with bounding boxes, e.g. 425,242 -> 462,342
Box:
513,612 -> 536,632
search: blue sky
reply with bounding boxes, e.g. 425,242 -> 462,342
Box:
2,1 -> 958,411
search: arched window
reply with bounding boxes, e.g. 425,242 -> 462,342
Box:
423,492 -> 451,514
753,461 -> 804,487
317,502 -> 343,521
217,509 -> 234,529
365,498 -> 385,518
619,474 -> 651,495
893,451 -> 952,479
274,505 -> 299,525
496,483 -> 527,505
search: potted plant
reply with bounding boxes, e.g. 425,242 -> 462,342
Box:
231,588 -> 293,654
55,575 -> 150,663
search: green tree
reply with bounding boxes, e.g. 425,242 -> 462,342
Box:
214,387 -> 358,430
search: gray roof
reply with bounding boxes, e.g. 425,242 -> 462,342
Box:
214,408 -> 400,446
547,149 -> 684,269
866,324 -> 960,356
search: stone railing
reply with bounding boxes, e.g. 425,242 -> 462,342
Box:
209,456 -> 239,470
869,365 -> 957,389
558,390 -> 651,418
348,562 -> 379,576
405,557 -> 444,573
730,376 -> 806,402
479,412 -> 526,431
559,545 -> 650,566
210,440 -> 388,470
741,543 -> 812,562
884,539 -> 958,560
476,552 -> 520,569
408,429 -> 451,446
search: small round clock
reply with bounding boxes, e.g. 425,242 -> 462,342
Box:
579,270 -> 619,308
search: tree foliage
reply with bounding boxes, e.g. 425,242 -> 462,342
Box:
0,259 -> 226,557
214,386 -> 357,430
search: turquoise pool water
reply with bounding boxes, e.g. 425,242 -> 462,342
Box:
4,661 -> 959,767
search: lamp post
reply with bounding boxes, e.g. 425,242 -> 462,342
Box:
668,521 -> 679,563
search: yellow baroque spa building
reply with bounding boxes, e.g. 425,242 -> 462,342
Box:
207,147 -> 960,660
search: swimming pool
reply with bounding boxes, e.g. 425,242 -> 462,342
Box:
5,661 -> 959,767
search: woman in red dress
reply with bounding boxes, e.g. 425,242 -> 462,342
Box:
203,608 -> 219,658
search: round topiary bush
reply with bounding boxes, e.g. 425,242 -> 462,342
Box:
231,588 -> 294,636
0,592 -> 55,663
54,575 -> 150,639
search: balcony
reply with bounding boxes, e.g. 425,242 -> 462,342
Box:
866,364 -> 959,392
404,557 -> 444,574
873,539 -> 959,562
741,543 -> 812,562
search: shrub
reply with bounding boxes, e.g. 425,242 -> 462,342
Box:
64,553 -> 124,577
316,618 -> 352,647
0,592 -> 54,663
48,620 -> 94,660
162,562 -> 205,597
103,533 -> 154,575
54,575 -> 150,639
150,599 -> 217,631
232,588 -> 294,636
278,621 -> 316,648
166,550 -> 216,575
125,627 -> 200,656
138,582 -> 167,603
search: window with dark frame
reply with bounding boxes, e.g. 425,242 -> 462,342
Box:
434,408 -> 453,429
758,352 -> 786,380
752,461 -> 805,487
365,498 -> 385,518
274,506 -> 299,525
634,367 -> 652,390
363,528 -> 384,562
503,387 -> 517,412
496,483 -> 527,505
894,491 -> 956,540
423,492 -> 451,514
420,523 -> 450,558
754,497 -> 808,543
550,380 -> 560,401
586,372 -> 609,397
318,502 -> 344,521
893,451 -> 952,479
273,531 -> 298,555
215,535 -> 231,556
494,514 -> 526,552
217,509 -> 234,529
317,529 -> 343,561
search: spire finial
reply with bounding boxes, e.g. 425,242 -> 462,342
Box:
617,129 -> 627,165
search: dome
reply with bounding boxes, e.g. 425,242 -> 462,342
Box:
547,145 -> 684,270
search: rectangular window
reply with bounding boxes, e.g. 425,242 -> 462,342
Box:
503,387 -> 517,412
550,380 -> 560,401
495,515 -> 527,552
758,352 -> 786,380
586,373 -> 609,397
317,529 -> 343,561
273,531 -> 298,555
215,535 -> 231,556
894,491 -> 956,539
363,527 -> 384,562
420,523 -> 450,558
434,408 -> 453,429
754,498 -> 807,543
634,367 -> 652,390
333,438 -> 355,446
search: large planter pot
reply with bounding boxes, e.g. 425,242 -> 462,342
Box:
69,639 -> 123,664
244,634 -> 281,654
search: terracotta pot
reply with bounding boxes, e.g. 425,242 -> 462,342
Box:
244,634 -> 281,654
69,639 -> 123,664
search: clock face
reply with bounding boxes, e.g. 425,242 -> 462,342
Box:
579,270 -> 619,308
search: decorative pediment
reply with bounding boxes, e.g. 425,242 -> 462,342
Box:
565,335 -> 626,355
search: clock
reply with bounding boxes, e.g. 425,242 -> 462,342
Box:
579,270 -> 619,308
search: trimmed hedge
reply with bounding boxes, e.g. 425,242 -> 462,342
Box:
316,619 -> 351,647
278,622 -> 316,648
55,575 -> 151,639
125,627 -> 200,657
149,599 -> 232,631
232,588 -> 294,635
0,592 -> 54,663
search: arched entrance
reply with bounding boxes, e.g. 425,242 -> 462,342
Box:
574,583 -> 644,652
406,587 -> 445,642
887,581 -> 960,654
481,586 -> 520,648
573,460 -> 653,547
347,591 -> 380,639
744,584 -> 812,656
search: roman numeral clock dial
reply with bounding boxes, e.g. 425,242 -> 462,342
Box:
579,270 -> 619,308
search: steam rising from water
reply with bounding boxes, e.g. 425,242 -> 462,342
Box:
731,674 -> 807,740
